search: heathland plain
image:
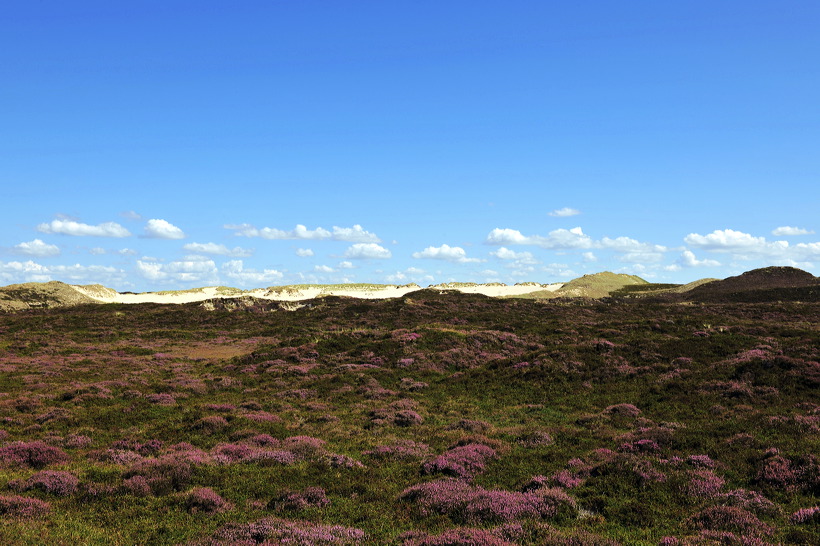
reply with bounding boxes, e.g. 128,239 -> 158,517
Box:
0,267 -> 818,544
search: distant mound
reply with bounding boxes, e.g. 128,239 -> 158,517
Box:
0,281 -> 98,311
525,271 -> 646,299
684,267 -> 820,302
609,278 -> 720,298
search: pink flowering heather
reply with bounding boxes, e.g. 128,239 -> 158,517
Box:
122,475 -> 152,497
64,434 -> 92,448
184,486 -> 233,513
399,479 -> 575,524
0,494 -> 51,518
18,470 -> 79,496
246,449 -> 299,466
687,506 -> 773,537
204,403 -> 236,412
124,456 -> 193,495
211,442 -> 256,464
323,453 -> 365,469
98,448 -> 144,466
245,434 -> 279,447
551,469 -> 586,489
209,517 -> 366,545
717,489 -> 777,516
685,469 -> 726,498
755,453 -> 818,492
282,436 -> 327,459
145,393 -> 176,406
789,505 -> 820,524
0,440 -> 70,469
394,410 -> 425,427
687,454 -> 717,469
619,439 -> 661,454
422,443 -> 497,479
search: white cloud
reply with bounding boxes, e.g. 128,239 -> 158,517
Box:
121,211 -> 143,221
684,228 -> 820,263
342,243 -> 392,259
226,223 -> 380,243
412,244 -> 482,263
314,265 -> 334,273
548,207 -> 580,217
136,256 -> 218,284
338,261 -> 354,269
490,247 -> 538,264
678,250 -> 721,268
144,219 -> 186,239
13,239 -> 60,257
0,259 -> 126,285
582,252 -> 597,262
541,263 -> 576,278
485,227 -> 593,249
600,237 -> 667,263
37,219 -> 131,238
772,226 -> 814,236
295,248 -> 314,257
221,260 -> 283,286
684,229 -> 772,251
89,247 -> 137,256
385,267 -> 434,284
183,242 -> 253,257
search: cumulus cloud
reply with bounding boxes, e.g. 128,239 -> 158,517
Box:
295,248 -> 314,257
678,250 -> 721,268
12,239 -> 60,257
37,219 -> 131,238
225,223 -> 380,243
0,259 -> 126,285
342,243 -> 392,259
314,265 -> 334,273
684,228 -> 820,263
684,229 -> 773,251
221,260 -> 283,286
582,252 -> 597,262
600,236 -> 667,263
548,207 -> 580,217
412,244 -> 482,263
338,261 -> 354,269
490,247 -> 538,264
772,226 -> 814,236
182,242 -> 253,257
144,219 -> 186,239
486,227 -> 593,249
136,256 -> 217,284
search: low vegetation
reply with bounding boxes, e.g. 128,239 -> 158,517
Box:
0,269 -> 818,544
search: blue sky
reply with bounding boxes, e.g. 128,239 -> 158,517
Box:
2,1 -> 818,291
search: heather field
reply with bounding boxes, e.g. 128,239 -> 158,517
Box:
0,292 -> 818,545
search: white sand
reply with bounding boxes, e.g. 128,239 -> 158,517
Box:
71,282 -> 563,305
